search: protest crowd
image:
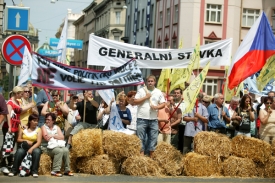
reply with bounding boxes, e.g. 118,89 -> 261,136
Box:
1,9 -> 275,179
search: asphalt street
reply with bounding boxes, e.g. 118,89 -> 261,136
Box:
0,128 -> 274,183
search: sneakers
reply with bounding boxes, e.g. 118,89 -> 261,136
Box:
51,171 -> 63,177
1,167 -> 10,174
33,174 -> 38,178
64,171 -> 74,176
8,172 -> 14,177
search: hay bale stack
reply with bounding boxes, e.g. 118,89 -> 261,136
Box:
194,131 -> 231,158
72,129 -> 103,157
255,162 -> 265,178
121,156 -> 162,176
152,142 -> 183,176
38,153 -> 52,175
70,152 -> 78,173
183,152 -> 222,176
265,156 -> 275,178
89,154 -> 120,175
76,157 -> 94,174
222,156 -> 256,177
272,139 -> 275,156
231,135 -> 271,164
103,130 -> 141,160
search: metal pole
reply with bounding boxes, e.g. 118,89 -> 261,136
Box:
13,66 -> 16,87
8,64 -> 13,92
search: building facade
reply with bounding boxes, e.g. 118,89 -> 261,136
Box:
155,0 -> 275,96
55,9 -> 83,66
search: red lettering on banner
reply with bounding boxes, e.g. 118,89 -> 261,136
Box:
36,68 -> 57,84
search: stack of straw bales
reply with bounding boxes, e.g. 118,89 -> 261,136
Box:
231,135 -> 271,164
222,156 -> 256,177
152,142 -> 183,176
121,156 -> 162,176
38,154 -> 52,175
271,139 -> 275,155
264,157 -> 275,178
194,131 -> 231,158
183,152 -> 222,176
72,129 -> 104,157
103,130 -> 141,160
77,154 -> 120,175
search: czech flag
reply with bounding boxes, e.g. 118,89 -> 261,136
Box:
228,12 -> 275,90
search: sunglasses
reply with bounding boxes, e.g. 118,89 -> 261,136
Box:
203,101 -> 210,103
52,95 -> 58,97
265,102 -> 272,105
24,91 -> 30,93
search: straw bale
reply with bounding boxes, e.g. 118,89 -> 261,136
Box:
231,135 -> 271,164
70,152 -> 78,173
72,129 -> 103,157
265,156 -> 275,178
152,142 -> 183,176
194,131 -> 231,158
89,154 -> 120,175
271,139 -> 275,155
255,162 -> 265,178
183,152 -> 222,176
103,130 -> 141,160
76,157 -> 94,174
222,156 -> 256,177
38,153 -> 52,175
121,156 -> 163,176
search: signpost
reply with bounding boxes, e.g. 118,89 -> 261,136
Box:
49,38 -> 83,49
4,6 -> 30,32
1,35 -> 32,66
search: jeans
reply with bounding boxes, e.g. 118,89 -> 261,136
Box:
136,118 -> 158,152
70,122 -> 96,136
171,133 -> 179,149
11,148 -> 41,175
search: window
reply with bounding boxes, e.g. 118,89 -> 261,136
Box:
165,42 -> 169,48
206,4 -> 221,23
202,79 -> 217,96
150,4 -> 154,24
174,4 -> 178,23
242,9 -> 260,27
149,40 -> 152,48
141,9 -> 144,29
173,40 -> 177,49
114,36 -> 120,41
166,8 -> 170,25
159,11 -> 163,28
137,11 -> 140,30
115,12 -> 121,24
205,40 -> 216,44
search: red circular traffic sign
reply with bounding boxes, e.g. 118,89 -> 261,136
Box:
1,35 -> 32,66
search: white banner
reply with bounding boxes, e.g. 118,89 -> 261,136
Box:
88,35 -> 232,68
31,53 -> 144,90
18,46 -> 32,86
57,16 -> 68,63
244,71 -> 275,96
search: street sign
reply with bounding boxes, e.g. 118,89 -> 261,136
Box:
1,35 -> 32,66
38,49 -> 59,57
49,38 -> 83,49
4,6 -> 30,32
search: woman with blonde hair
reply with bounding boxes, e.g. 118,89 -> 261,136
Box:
1,86 -> 35,170
116,93 -> 132,128
20,86 -> 38,128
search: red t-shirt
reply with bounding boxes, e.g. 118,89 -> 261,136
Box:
3,99 -> 22,132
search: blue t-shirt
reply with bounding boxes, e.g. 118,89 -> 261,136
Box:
207,104 -> 230,128
116,104 -> 132,128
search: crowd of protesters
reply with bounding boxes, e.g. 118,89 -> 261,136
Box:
0,78 -> 274,177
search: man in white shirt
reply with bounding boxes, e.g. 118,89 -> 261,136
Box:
134,75 -> 166,157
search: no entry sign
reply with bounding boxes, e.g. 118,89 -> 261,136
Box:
1,35 -> 31,66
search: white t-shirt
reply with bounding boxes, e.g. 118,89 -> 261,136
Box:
135,87 -> 165,120
126,104 -> 137,130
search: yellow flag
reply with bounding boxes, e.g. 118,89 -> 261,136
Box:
235,82 -> 243,96
169,68 -> 187,92
186,35 -> 200,82
178,38 -> 183,49
256,54 -> 275,92
157,69 -> 171,92
223,65 -> 234,101
183,62 -> 210,114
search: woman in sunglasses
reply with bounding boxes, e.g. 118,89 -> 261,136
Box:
231,94 -> 255,137
41,90 -> 69,132
259,96 -> 275,144
20,86 -> 38,128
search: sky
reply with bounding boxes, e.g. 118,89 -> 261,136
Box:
5,0 -> 93,47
